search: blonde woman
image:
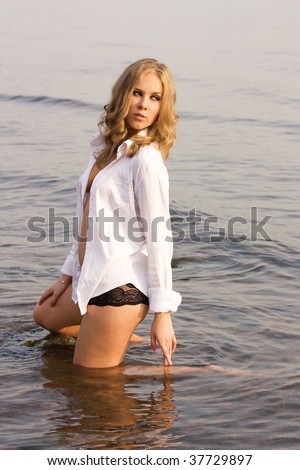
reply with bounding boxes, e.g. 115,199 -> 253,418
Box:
33,58 -> 182,368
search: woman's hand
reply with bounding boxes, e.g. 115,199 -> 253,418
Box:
38,275 -> 72,307
150,313 -> 176,366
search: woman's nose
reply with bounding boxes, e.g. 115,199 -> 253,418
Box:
138,97 -> 147,109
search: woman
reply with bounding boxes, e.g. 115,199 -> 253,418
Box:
33,58 -> 182,368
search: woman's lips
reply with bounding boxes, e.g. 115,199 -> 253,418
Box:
133,113 -> 146,120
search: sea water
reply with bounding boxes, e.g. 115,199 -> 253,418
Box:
1,0 -> 300,450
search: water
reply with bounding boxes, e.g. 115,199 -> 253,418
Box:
1,0 -> 300,450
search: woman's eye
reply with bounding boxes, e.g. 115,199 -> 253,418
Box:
133,90 -> 142,96
151,95 -> 160,101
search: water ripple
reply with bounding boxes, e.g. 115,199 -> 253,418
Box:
0,93 -> 100,111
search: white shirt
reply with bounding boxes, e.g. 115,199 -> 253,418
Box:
61,131 -> 182,315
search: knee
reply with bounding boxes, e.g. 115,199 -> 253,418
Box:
33,303 -> 54,332
33,303 -> 45,328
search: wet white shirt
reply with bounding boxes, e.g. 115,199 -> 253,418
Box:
61,132 -> 182,315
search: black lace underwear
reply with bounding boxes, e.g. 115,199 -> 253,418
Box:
88,283 -> 149,307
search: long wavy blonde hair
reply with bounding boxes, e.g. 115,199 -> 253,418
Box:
97,58 -> 178,161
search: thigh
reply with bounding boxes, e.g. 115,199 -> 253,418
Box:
73,303 -> 148,368
33,285 -> 82,332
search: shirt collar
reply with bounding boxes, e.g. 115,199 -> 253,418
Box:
117,128 -> 148,158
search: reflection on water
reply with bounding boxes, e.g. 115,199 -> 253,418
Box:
40,347 -> 178,450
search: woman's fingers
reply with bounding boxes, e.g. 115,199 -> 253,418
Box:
38,289 -> 52,305
150,315 -> 176,366
161,335 -> 177,365
38,280 -> 69,307
49,293 -> 59,307
157,338 -> 173,366
152,334 -> 177,365
150,335 -> 157,352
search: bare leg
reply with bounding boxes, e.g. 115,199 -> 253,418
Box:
33,285 -> 82,332
123,365 -> 250,376
73,303 -> 148,368
33,287 -> 144,343
57,325 -> 144,343
57,325 -> 81,337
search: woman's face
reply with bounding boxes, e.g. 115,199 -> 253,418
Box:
125,72 -> 163,138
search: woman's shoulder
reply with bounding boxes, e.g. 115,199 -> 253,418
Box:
90,131 -> 105,158
133,143 -> 166,172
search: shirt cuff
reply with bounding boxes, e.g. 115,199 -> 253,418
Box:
148,288 -> 182,313
61,255 -> 75,277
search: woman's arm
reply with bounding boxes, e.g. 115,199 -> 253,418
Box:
38,240 -> 77,307
133,147 -> 181,364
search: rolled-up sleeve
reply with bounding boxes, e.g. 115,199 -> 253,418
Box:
61,241 -> 77,276
133,147 -> 181,313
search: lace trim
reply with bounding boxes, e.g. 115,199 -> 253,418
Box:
88,283 -> 149,307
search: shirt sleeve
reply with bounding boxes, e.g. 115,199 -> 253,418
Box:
133,147 -> 181,313
61,240 -> 78,276
60,132 -> 102,280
